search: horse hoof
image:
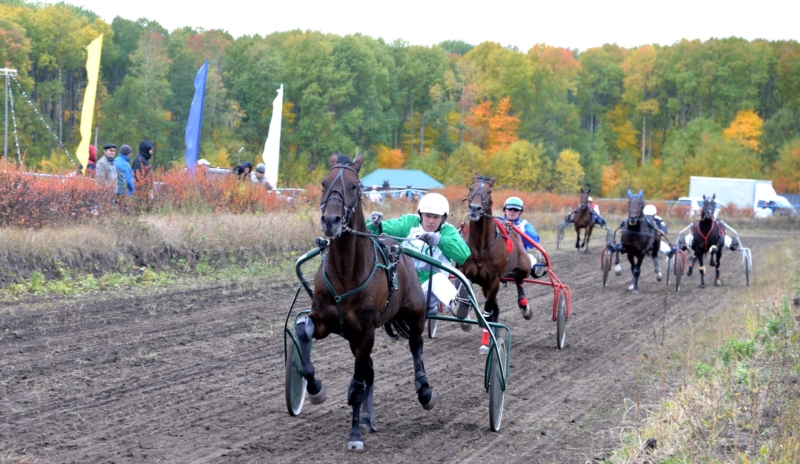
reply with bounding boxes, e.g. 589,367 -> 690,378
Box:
715,279 -> 722,286
656,272 -> 663,282
632,289 -> 639,295
687,267 -> 693,277
479,344 -> 489,355
521,305 -> 533,320
308,384 -> 327,405
614,265 -> 622,276
421,390 -> 436,410
460,322 -> 472,332
699,283 -> 705,289
628,284 -> 634,291
346,440 -> 364,452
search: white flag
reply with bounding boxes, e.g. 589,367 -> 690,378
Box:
262,84 -> 283,189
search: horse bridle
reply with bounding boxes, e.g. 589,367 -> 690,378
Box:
467,179 -> 492,215
319,163 -> 362,235
628,198 -> 644,225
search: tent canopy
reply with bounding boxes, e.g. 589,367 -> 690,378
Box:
360,169 -> 443,190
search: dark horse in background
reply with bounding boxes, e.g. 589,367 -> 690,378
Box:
686,194 -> 725,287
573,187 -> 595,253
294,152 -> 434,451
613,189 -> 663,294
458,174 -> 532,354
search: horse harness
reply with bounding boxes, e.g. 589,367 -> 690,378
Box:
318,235 -> 400,336
319,162 -> 363,231
460,218 -> 514,268
693,218 -> 724,250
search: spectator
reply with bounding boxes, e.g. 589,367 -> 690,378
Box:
132,139 -> 154,187
233,161 -> 253,181
89,145 -> 97,166
251,163 -> 271,188
115,144 -> 135,197
368,185 -> 382,203
96,143 -> 117,193
85,162 -> 96,178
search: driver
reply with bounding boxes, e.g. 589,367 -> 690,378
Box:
367,192 -> 471,317
502,196 -> 546,277
566,195 -> 607,227
644,204 -> 673,257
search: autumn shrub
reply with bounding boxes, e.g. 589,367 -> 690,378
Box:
0,166 -> 111,228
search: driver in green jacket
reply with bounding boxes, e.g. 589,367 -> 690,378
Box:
367,192 -> 471,317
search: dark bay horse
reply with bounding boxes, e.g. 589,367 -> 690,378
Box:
613,189 -> 662,294
295,152 -> 434,451
573,187 -> 595,253
458,174 -> 532,353
687,194 -> 724,287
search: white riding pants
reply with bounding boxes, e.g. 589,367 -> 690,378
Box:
421,272 -> 458,310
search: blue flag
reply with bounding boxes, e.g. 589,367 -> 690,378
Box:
185,60 -> 209,172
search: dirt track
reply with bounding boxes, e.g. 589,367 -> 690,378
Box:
0,231 -> 773,463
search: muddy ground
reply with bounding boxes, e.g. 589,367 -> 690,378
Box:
0,231 -> 774,463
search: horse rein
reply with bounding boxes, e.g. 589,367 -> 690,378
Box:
467,179 -> 492,213
319,163 -> 362,234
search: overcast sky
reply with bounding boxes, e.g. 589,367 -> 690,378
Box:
65,0 -> 799,51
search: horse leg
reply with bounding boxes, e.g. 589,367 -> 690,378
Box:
294,315 -> 327,404
515,274 -> 532,320
409,333 -> 436,410
687,255 -> 697,276
575,226 -> 581,250
714,240 -> 723,286
652,240 -> 662,281
697,254 -> 706,288
346,330 -> 376,451
480,282 -> 501,355
583,225 -> 593,254
628,253 -> 641,293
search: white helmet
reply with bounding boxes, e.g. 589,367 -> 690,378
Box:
643,204 -> 657,216
588,196 -> 593,202
418,193 -> 449,216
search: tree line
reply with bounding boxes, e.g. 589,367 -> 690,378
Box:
1,1 -> 799,196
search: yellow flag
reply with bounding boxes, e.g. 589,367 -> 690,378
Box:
76,34 -> 103,173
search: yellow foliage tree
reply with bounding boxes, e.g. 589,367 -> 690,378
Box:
376,145 -> 405,169
773,138 -> 800,193
487,97 -> 520,155
554,149 -> 585,194
606,104 -> 640,158
490,140 -> 544,191
600,163 -> 622,197
723,109 -> 763,151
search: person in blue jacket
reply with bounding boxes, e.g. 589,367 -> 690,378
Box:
114,144 -> 135,196
502,197 -> 546,278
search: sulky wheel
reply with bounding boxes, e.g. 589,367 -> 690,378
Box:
744,256 -> 751,287
285,335 -> 307,416
602,248 -> 612,288
674,254 -> 683,292
666,255 -> 674,286
488,337 -> 506,432
556,292 -> 567,350
427,317 -> 438,339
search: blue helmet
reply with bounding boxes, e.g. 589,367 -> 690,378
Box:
503,196 -> 524,211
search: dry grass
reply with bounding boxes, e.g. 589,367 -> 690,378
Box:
608,231 -> 800,463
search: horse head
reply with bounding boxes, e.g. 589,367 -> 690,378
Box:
467,174 -> 496,222
320,151 -> 364,238
701,194 -> 716,221
579,187 -> 591,211
627,189 -> 644,226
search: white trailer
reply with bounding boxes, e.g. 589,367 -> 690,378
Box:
688,176 -> 792,217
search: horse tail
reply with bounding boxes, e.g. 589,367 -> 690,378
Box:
384,319 -> 412,340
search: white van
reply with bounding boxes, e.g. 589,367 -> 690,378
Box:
675,197 -> 723,218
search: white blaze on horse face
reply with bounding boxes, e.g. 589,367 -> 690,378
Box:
421,213 -> 442,232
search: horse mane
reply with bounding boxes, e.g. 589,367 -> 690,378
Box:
332,151 -> 354,166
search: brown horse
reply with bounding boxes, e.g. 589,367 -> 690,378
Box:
573,187 -> 595,253
458,174 -> 532,353
295,152 -> 434,451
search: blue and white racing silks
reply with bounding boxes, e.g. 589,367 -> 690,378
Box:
507,217 -> 540,249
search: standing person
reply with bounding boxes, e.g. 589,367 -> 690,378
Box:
115,145 -> 135,197
96,143 -> 117,194
251,163 -> 271,188
132,139 -> 154,190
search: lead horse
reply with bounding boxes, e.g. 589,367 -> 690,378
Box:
612,190 -> 663,293
294,152 -> 435,451
686,194 -> 725,287
459,174 -> 532,353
